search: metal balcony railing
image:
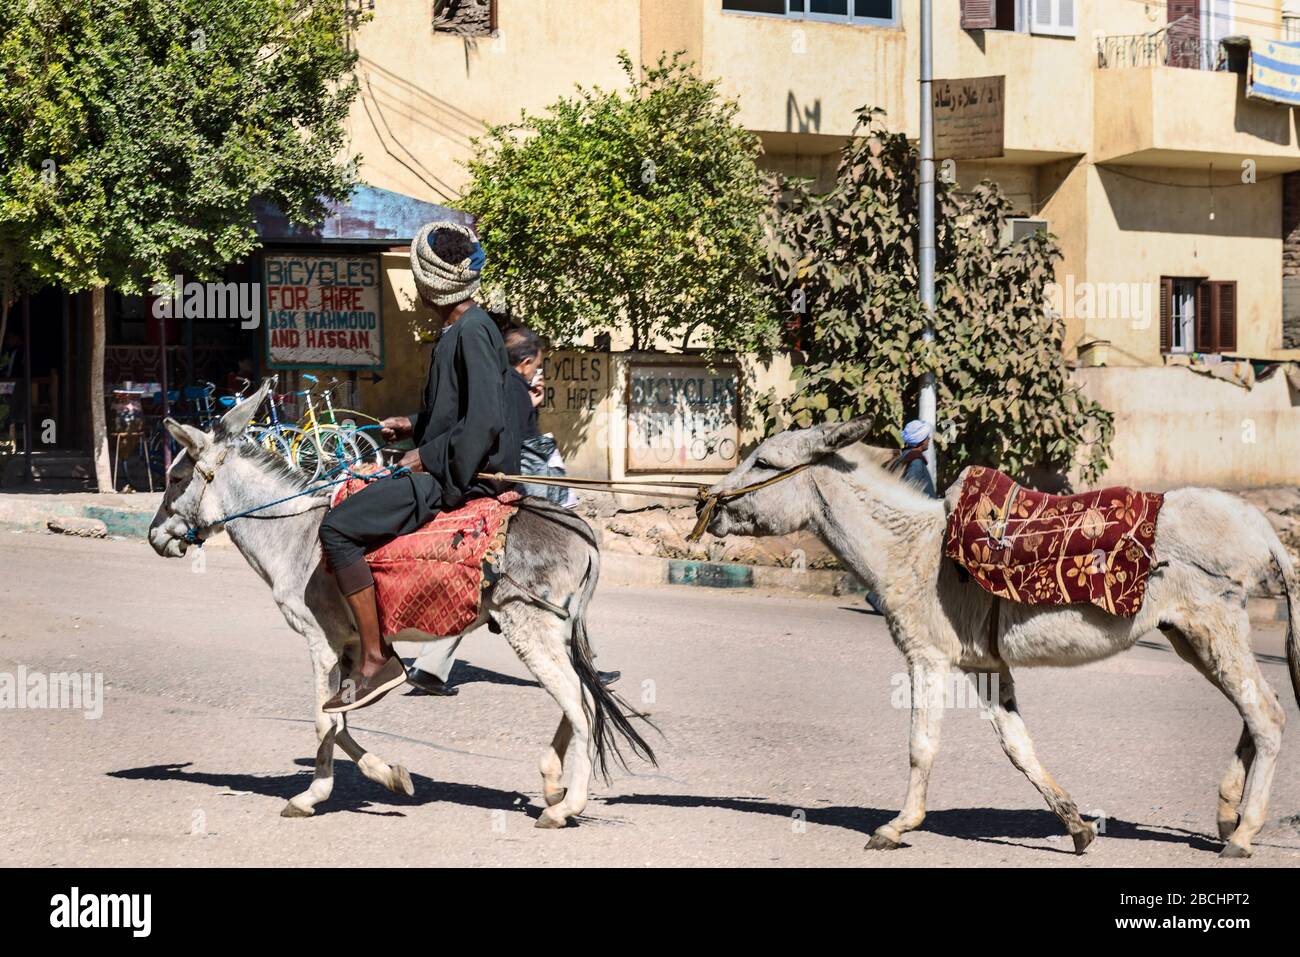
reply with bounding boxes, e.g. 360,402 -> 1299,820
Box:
1096,18 -> 1229,72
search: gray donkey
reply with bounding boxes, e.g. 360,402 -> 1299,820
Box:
699,417 -> 1300,858
148,384 -> 653,824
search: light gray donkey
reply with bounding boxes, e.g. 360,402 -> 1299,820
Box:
148,384 -> 654,824
699,416 -> 1300,858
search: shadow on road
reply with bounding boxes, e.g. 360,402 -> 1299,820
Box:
601,793 -> 1222,853
108,761 -> 540,819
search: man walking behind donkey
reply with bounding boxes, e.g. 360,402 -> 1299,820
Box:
318,221 -> 520,713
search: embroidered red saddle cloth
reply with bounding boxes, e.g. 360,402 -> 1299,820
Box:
330,469 -> 519,638
943,466 -> 1164,617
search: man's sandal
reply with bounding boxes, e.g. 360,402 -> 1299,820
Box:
323,656 -> 408,713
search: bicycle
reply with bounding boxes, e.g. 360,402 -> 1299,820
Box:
241,376 -> 306,465
290,374 -> 361,479
690,432 -> 737,462
315,377 -> 384,465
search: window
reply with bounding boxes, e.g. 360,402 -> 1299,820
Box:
963,1 -> 1074,36
961,0 -> 1024,31
723,0 -> 898,26
1160,278 -> 1238,355
1002,217 -> 1048,246
1166,278 -> 1196,353
1029,0 -> 1075,38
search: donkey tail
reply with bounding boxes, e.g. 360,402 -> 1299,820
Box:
568,554 -> 658,781
1265,532 -> 1300,710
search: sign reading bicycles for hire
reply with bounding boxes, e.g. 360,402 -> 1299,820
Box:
264,253 -> 383,369
625,359 -> 740,473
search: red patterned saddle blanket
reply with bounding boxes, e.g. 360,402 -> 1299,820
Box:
943,466 -> 1164,617
330,470 -> 519,638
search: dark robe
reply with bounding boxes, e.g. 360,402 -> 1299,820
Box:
411,304 -> 521,508
318,303 -> 519,576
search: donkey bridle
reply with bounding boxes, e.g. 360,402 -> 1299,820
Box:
177,445 -> 339,545
687,463 -> 811,542
179,447 -> 232,544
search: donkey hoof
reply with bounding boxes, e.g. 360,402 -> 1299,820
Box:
1217,818 -> 1239,841
543,785 -> 567,808
1072,825 -> 1096,855
280,800 -> 315,819
1220,841 -> 1252,859
865,831 -> 900,851
390,765 -> 415,797
535,807 -> 568,829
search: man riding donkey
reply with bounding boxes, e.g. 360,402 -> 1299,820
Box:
318,221 -> 519,713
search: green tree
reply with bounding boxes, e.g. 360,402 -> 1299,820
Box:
461,52 -> 776,354
763,107 -> 1112,488
0,0 -> 361,487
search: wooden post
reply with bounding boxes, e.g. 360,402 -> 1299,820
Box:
90,285 -> 112,490
21,293 -> 32,483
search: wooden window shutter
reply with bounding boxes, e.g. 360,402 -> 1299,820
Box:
1159,277 -> 1172,353
1058,0 -> 1075,32
961,0 -> 996,29
1195,282 -> 1215,352
1167,0 -> 1201,68
1213,281 -> 1237,353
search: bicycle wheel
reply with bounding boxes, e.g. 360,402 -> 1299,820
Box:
249,425 -> 298,465
294,428 -> 359,480
347,427 -> 383,465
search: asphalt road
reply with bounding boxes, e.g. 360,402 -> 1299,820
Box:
2,529 -> 1299,867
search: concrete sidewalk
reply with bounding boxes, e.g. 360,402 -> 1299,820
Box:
0,489 -> 864,600
0,489 -> 1290,629
0,491 -> 161,539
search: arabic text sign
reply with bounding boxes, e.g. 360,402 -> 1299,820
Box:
265,253 -> 383,369
626,361 -> 739,473
934,75 -> 1005,160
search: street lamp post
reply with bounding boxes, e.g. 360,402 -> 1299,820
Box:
918,0 -> 938,486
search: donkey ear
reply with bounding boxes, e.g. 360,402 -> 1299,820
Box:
215,380 -> 270,441
165,418 -> 208,459
815,416 -> 874,454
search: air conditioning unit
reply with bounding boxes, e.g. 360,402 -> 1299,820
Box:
1003,217 -> 1049,246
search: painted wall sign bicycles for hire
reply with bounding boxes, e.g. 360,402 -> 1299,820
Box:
625,358 -> 740,474
264,252 -> 384,370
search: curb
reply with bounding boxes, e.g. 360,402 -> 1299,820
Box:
2,496 -> 1291,624
602,551 -> 863,600
0,496 -> 158,541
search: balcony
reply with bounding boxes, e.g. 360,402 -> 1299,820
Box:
1092,31 -> 1300,173
1096,22 -> 1228,73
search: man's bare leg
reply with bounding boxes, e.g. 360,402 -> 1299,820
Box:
323,569 -> 406,713
346,584 -> 392,679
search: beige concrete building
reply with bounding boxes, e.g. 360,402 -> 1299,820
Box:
337,1 -> 1300,489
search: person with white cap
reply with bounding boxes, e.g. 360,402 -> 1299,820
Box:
890,419 -> 937,498
317,221 -> 519,712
